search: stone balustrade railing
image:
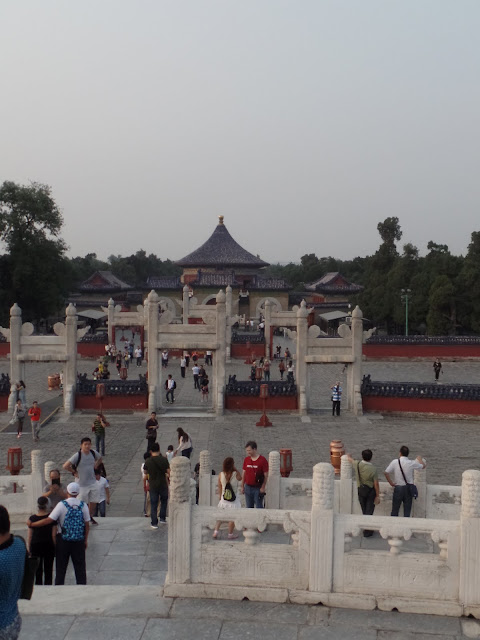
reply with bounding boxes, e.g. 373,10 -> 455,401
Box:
366,335 -> 480,345
199,451 -> 462,521
168,456 -> 480,616
225,381 -> 297,397
361,374 -> 480,401
0,451 -> 54,515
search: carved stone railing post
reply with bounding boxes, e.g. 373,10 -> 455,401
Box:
413,467 -> 427,518
459,469 -> 480,610
264,299 -> 271,359
215,290 -> 226,416
8,303 -> 22,412
31,450 -> 43,513
266,451 -> 280,509
225,285 -> 233,362
182,285 -> 190,325
107,298 -> 115,344
44,461 -> 57,483
309,463 -> 334,593
147,290 -> 159,412
64,304 -> 78,416
350,305 -> 363,415
340,455 -> 353,514
167,457 -> 192,585
198,450 -> 212,506
296,300 -> 309,415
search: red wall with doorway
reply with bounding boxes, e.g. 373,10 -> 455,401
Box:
363,344 -> 480,359
362,396 -> 480,416
0,344 -> 9,358
75,395 -> 148,411
225,396 -> 297,411
188,318 -> 204,324
231,344 -> 265,359
0,396 -> 8,411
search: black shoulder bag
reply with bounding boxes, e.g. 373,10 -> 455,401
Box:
398,459 -> 418,499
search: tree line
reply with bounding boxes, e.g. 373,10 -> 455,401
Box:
1,181 -> 479,334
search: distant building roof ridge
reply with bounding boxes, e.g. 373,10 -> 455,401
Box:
79,270 -> 133,291
176,216 -> 269,269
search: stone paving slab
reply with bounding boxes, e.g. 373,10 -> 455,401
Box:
141,618 -> 222,640
63,616 -> 147,640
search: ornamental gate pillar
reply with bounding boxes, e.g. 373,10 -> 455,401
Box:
8,303 -> 23,411
349,305 -> 363,415
147,290 -> 160,412
182,285 -> 190,325
215,290 -> 227,416
296,300 -> 309,415
309,463 -> 335,593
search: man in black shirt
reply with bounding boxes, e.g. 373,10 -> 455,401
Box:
145,412 -> 159,452
144,443 -> 170,528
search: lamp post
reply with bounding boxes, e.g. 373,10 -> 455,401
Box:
401,289 -> 412,336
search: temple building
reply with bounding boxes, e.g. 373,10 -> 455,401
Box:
147,216 -> 290,318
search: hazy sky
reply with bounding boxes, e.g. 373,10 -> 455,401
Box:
1,1 -> 479,265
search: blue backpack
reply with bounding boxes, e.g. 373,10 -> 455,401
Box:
61,500 -> 86,541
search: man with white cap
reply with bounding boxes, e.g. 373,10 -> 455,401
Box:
28,481 -> 90,585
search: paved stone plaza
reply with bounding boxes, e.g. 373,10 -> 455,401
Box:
3,355 -> 480,638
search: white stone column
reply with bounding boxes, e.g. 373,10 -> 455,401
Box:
264,299 -> 271,359
309,463 -> 334,593
265,450 -> 281,509
30,450 -> 43,513
225,285 -> 233,362
215,290 -> 226,416
339,455 -> 353,514
44,461 -> 57,483
182,285 -> 190,325
296,300 -> 309,415
198,450 -> 212,506
64,303 -> 78,416
350,305 -> 363,415
167,457 -> 192,584
107,298 -> 115,344
147,290 -> 160,412
460,470 -> 480,610
8,303 -> 22,411
413,467 -> 427,518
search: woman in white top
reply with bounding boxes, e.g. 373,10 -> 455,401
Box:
213,457 -> 242,540
174,428 -> 193,459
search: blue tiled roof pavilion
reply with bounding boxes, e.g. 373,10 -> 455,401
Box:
176,216 -> 269,269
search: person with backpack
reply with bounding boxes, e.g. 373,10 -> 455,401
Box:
62,438 -> 103,525
11,399 -> 26,439
165,374 -> 176,404
0,505 -> 26,640
28,482 -> 90,585
213,457 -> 242,540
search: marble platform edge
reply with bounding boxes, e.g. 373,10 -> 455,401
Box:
19,585 -> 171,617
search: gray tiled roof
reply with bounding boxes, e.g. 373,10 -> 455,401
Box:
249,277 -> 290,291
305,272 -> 363,294
191,272 -> 243,287
146,276 -> 182,289
79,271 -> 133,291
176,220 -> 269,268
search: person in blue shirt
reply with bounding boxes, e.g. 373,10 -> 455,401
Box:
0,505 -> 26,639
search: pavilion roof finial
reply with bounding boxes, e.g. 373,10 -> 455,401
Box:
218,215 -> 224,225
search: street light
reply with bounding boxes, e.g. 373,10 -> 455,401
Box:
401,289 -> 412,336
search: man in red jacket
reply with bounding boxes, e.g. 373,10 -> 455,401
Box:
241,441 -> 269,509
28,401 -> 41,442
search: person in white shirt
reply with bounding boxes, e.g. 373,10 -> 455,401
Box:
180,356 -> 186,378
384,446 -> 426,517
134,347 -> 142,366
165,374 -> 176,403
205,350 -> 213,366
94,471 -> 110,517
166,445 -> 174,462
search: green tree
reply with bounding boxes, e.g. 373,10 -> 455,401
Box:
426,275 -> 456,335
0,181 -> 70,324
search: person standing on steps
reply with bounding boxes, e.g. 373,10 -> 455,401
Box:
180,355 -> 186,378
62,438 -> 103,526
144,443 -> 170,528
165,374 -> 176,404
433,359 -> 442,382
331,381 -> 342,416
92,413 -> 108,456
28,400 -> 41,442
347,449 -> 380,537
28,482 -> 90,585
384,445 -> 426,518
12,399 -> 26,439
241,441 -> 269,509
145,412 -> 159,452
192,363 -> 200,390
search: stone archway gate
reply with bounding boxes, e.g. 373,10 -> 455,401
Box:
266,300 -> 366,415
1,303 -> 85,414
146,289 -> 228,415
